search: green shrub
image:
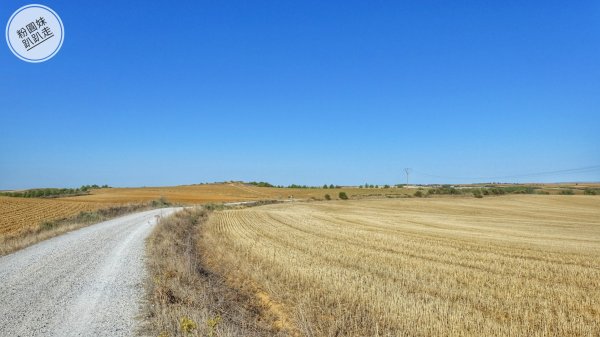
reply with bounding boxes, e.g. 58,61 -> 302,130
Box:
338,192 -> 348,200
473,190 -> 483,198
39,221 -> 57,231
179,316 -> 197,335
76,211 -> 102,223
151,196 -> 171,207
584,188 -> 598,195
324,194 -> 331,200
500,186 -> 536,194
428,186 -> 462,195
414,191 -> 424,198
559,189 -> 574,195
489,188 -> 506,195
207,315 -> 222,337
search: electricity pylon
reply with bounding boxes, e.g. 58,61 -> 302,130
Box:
404,168 -> 412,185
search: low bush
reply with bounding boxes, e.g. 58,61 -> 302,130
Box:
39,221 -> 57,231
428,186 -> 462,195
204,203 -> 225,211
151,196 -> 171,208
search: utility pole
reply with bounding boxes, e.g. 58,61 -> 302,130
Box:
404,168 -> 412,185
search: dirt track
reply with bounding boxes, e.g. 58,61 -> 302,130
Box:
0,207 -> 180,336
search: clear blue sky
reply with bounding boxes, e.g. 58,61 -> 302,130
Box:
1,1 -> 599,189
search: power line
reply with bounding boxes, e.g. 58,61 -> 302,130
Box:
413,165 -> 600,181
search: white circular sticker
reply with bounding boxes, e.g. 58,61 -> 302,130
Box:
5,4 -> 64,63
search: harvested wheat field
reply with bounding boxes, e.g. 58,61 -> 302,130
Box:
0,183 -> 408,239
0,196 -> 113,236
64,183 -> 415,204
203,195 -> 600,337
59,182 -> 596,205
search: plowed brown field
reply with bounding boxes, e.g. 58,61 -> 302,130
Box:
0,196 -> 114,236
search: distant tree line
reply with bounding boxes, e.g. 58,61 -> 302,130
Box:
0,184 -> 110,198
288,184 -> 336,189
248,181 -> 344,189
247,181 -> 275,188
80,184 -> 110,191
359,184 -> 402,189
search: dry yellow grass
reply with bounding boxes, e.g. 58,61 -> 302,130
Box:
144,207 -> 285,337
203,195 -> 600,336
0,196 -> 114,236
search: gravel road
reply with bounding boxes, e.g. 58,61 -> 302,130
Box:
0,207 -> 180,337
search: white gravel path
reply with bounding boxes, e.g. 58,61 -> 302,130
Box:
0,207 -> 180,337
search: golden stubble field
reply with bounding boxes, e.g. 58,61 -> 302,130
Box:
1,182 -> 595,239
203,195 -> 600,336
62,182 -> 600,205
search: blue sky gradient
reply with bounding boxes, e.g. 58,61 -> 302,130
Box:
1,1 -> 599,188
